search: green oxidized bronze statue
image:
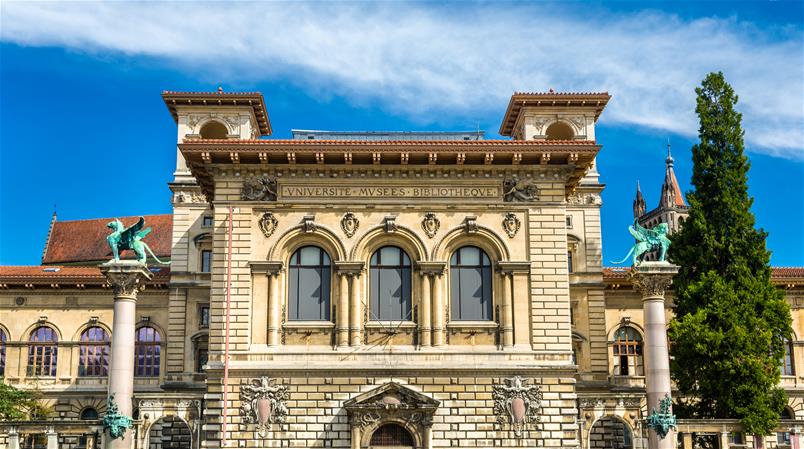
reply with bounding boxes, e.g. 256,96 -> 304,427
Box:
102,394 -> 133,440
106,217 -> 169,265
646,394 -> 677,439
611,219 -> 671,266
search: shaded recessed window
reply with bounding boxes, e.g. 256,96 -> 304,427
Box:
79,327 -> 110,377
370,246 -> 412,321
450,246 -> 493,321
80,407 -> 99,420
782,338 -> 795,376
288,246 -> 331,321
202,216 -> 213,227
613,326 -> 643,376
199,121 -> 228,139
27,326 -> 58,377
545,121 -> 574,140
0,329 -> 5,377
201,250 -> 212,273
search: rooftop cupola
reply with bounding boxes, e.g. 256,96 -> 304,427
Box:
499,90 -> 611,141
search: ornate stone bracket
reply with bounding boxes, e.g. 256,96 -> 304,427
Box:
301,214 -> 316,233
384,215 -> 398,233
463,215 -> 478,234
239,377 -> 290,438
492,376 -> 542,437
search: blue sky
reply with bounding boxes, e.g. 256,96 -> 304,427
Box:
1,1 -> 802,266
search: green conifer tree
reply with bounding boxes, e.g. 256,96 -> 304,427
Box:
668,72 -> 792,435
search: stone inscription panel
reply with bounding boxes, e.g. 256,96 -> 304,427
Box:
278,180 -> 502,202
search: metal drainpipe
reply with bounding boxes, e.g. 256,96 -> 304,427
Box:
221,206 -> 233,446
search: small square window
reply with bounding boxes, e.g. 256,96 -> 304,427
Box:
201,250 -> 212,273
202,216 -> 213,227
566,216 -> 572,228
200,306 -> 210,327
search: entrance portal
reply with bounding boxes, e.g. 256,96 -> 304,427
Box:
370,423 -> 415,448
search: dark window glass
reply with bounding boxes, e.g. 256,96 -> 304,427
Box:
201,250 -> 212,273
568,251 -> 574,273
200,306 -> 210,327
80,407 -> 99,420
0,329 -> 5,377
566,216 -> 572,228
370,246 -> 412,321
135,326 -> 161,377
370,424 -> 414,446
196,349 -> 208,372
613,327 -> 643,376
27,326 -> 58,377
782,339 -> 795,375
288,246 -> 332,321
79,327 -> 110,377
202,216 -> 213,227
450,246 -> 493,321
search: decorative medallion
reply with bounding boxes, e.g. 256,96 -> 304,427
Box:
646,394 -> 677,439
422,212 -> 440,238
502,213 -> 521,238
492,376 -> 542,437
503,177 -> 539,202
257,212 -> 279,238
102,394 -> 133,440
241,175 -> 278,201
341,212 -> 359,238
239,377 -> 289,438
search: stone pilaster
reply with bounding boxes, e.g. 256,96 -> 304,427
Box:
631,261 -> 678,449
418,262 -> 446,348
100,260 -> 153,449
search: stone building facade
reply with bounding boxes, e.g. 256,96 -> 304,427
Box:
0,89 -> 802,449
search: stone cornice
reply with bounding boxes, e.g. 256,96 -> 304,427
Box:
496,261 -> 531,274
334,261 -> 365,275
249,261 -> 284,275
416,262 -> 447,276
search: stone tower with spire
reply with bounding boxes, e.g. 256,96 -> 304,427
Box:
634,143 -> 689,233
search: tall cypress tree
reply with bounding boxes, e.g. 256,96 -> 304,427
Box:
668,72 -> 792,435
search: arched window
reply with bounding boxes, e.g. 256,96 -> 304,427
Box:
782,339 -> 795,376
288,246 -> 332,321
135,326 -> 161,377
545,121 -> 574,140
370,246 -> 412,321
79,327 -> 110,377
199,120 -> 228,139
370,423 -> 414,446
80,407 -> 99,420
450,246 -> 493,321
0,329 -> 6,377
27,326 -> 58,377
613,327 -> 643,376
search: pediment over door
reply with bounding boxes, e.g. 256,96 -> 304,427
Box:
344,382 -> 439,449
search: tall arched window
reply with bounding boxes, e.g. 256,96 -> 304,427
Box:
450,246 -> 493,321
0,329 -> 6,377
79,327 -> 110,377
27,326 -> 58,377
370,246 -> 412,321
782,339 -> 795,376
613,327 -> 643,376
288,246 -> 332,321
135,326 -> 161,377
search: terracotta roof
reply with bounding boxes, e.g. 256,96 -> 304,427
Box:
42,215 -> 172,265
500,91 -> 611,136
0,265 -> 170,287
161,90 -> 272,136
602,267 -> 804,282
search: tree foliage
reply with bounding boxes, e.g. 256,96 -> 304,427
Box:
0,383 -> 48,421
668,72 -> 792,435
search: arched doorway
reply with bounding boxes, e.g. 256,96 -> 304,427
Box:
148,416 -> 192,449
589,415 -> 633,449
370,423 -> 415,448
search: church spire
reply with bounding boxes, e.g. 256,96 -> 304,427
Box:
634,180 -> 646,218
659,142 -> 686,209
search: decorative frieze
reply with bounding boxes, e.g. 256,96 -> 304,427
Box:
567,192 -> 602,206
239,377 -> 289,438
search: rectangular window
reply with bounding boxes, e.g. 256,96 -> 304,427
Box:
778,432 -> 791,445
200,306 -> 210,328
730,433 -> 744,445
196,349 -> 208,372
202,216 -> 213,227
566,216 -> 572,228
568,251 -> 574,273
201,250 -> 212,273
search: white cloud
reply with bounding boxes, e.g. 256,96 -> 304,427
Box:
2,2 -> 802,159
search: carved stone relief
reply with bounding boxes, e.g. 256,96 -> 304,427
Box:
173,191 -> 207,204
422,212 -> 440,238
258,212 -> 279,238
502,213 -> 521,238
341,212 -> 359,238
384,215 -> 398,233
567,192 -> 602,206
492,376 -> 542,437
464,216 -> 478,234
239,377 -> 289,438
241,176 -> 277,201
301,215 -> 316,233
503,177 -> 539,202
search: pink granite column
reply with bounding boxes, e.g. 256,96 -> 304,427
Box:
632,261 -> 678,449
101,261 -> 153,449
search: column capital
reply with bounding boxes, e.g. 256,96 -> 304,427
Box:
250,260 -> 284,275
630,262 -> 679,299
417,261 -> 446,277
335,261 -> 365,276
100,261 -> 153,298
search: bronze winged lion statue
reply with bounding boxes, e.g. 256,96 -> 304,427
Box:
106,217 -> 170,265
611,219 -> 671,266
